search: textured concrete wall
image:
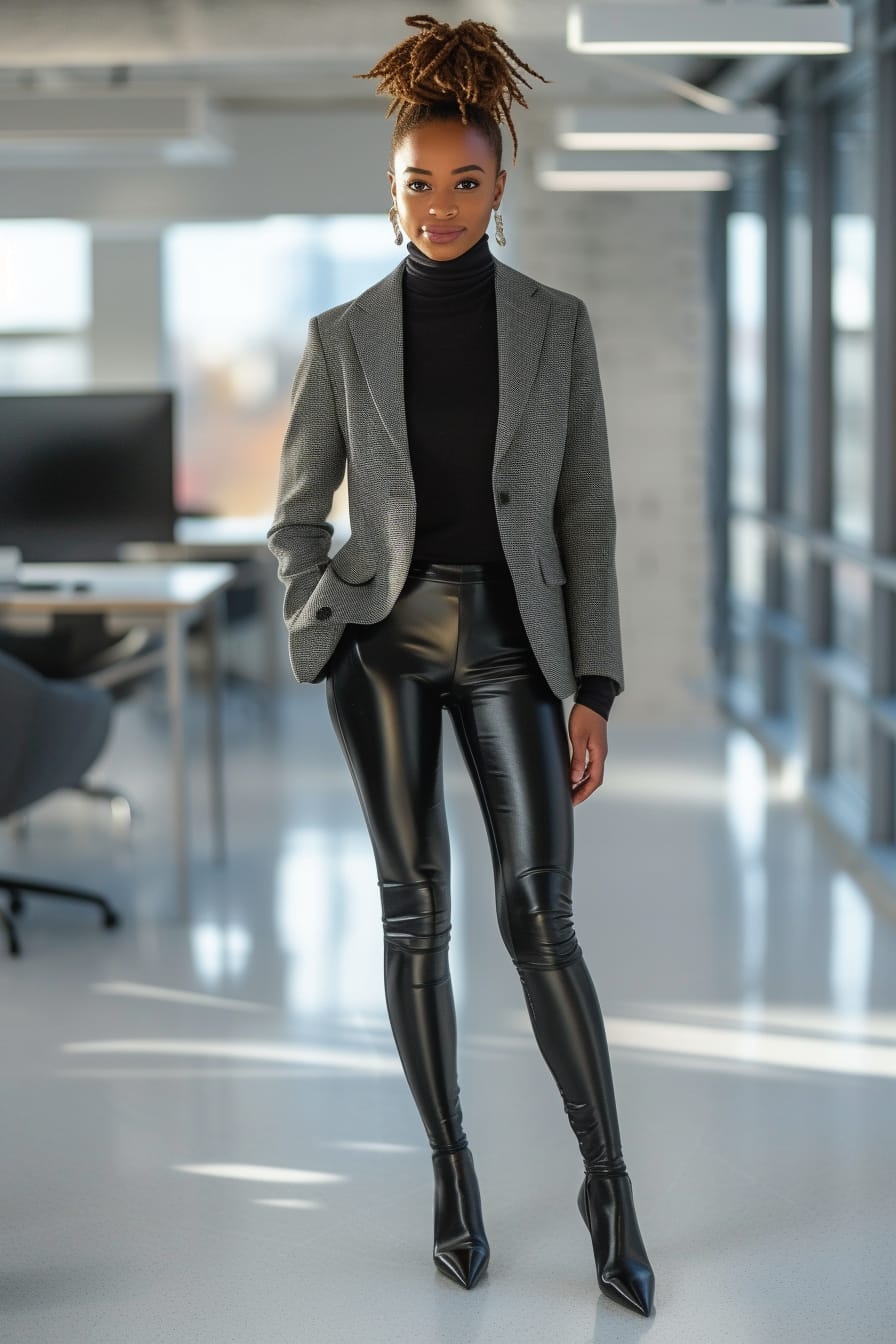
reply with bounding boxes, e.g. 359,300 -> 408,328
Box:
507,147 -> 714,722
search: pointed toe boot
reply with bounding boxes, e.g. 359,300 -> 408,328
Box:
432,1147 -> 490,1289
577,1171 -> 655,1316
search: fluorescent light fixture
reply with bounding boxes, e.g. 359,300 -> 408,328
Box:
567,3 -> 853,56
556,105 -> 780,151
534,149 -> 731,192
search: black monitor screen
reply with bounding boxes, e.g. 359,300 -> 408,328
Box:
0,391 -> 176,561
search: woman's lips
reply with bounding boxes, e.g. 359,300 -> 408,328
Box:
424,227 -> 464,242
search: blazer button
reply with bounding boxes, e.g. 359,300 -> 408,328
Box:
498,490 -> 510,505
316,606 -> 332,620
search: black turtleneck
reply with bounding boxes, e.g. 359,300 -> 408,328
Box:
401,233 -> 615,722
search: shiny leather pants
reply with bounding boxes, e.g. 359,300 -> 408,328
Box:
324,559 -> 627,1177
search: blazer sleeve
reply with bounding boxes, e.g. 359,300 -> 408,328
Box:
266,315 -> 346,627
553,297 -> 625,696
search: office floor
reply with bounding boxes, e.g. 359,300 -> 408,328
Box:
1,674 -> 894,1344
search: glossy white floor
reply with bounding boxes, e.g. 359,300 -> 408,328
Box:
1,674 -> 895,1343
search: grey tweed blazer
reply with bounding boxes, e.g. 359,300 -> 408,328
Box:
267,252 -> 624,700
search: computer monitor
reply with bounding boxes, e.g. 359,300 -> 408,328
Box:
0,390 -> 177,561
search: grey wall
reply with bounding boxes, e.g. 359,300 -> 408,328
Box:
90,228 -> 164,386
512,118 -> 714,722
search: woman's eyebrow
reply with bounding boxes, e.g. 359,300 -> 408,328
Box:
402,164 -> 485,175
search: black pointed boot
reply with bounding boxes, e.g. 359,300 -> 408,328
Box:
432,1145 -> 490,1289
377,879 -> 489,1286
577,1171 -> 655,1315
511,923 -> 655,1315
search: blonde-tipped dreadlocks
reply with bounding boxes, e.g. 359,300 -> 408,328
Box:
354,14 -> 551,167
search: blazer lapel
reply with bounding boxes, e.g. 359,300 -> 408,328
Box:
493,257 -> 551,467
346,260 -> 407,480
346,253 -> 551,487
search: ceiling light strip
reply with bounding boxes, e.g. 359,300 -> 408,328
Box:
567,3 -> 854,57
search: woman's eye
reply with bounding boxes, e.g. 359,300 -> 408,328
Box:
407,178 -> 480,192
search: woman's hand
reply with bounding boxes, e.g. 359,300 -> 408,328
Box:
568,703 -> 608,805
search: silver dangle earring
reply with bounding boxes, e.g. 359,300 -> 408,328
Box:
493,209 -> 506,247
389,204 -> 403,246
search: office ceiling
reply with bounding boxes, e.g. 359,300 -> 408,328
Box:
0,0 -> 737,107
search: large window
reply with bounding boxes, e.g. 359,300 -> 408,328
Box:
830,83 -> 875,548
782,113 -> 812,520
718,9 -> 896,884
0,220 -> 91,389
726,176 -> 766,513
162,216 -> 400,517
725,161 -> 767,716
825,78 -> 875,824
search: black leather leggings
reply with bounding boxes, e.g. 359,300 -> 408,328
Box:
324,559 -> 627,1177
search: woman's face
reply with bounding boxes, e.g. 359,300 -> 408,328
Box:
388,119 -> 506,261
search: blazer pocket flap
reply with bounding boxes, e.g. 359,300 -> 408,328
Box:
538,546 -> 567,586
329,544 -> 378,585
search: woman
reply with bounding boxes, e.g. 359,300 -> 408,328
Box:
267,13 -> 655,1316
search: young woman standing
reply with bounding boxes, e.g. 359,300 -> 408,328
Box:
268,13 -> 656,1316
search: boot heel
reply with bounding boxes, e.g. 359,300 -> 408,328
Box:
577,1172 -> 655,1316
432,1147 -> 490,1289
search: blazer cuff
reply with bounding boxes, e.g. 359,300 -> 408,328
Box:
574,675 -> 616,721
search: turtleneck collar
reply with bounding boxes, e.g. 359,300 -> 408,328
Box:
404,231 -> 495,294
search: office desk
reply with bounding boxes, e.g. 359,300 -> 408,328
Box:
0,561 -> 236,921
120,516 -> 288,688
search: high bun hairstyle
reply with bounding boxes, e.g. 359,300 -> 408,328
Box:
354,13 -> 551,171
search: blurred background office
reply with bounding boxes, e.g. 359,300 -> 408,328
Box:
1,4 -> 895,1342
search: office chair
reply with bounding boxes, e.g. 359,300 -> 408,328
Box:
0,617 -> 164,828
0,650 -> 121,957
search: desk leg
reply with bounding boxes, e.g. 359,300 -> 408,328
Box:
166,609 -> 190,922
204,593 -> 227,864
